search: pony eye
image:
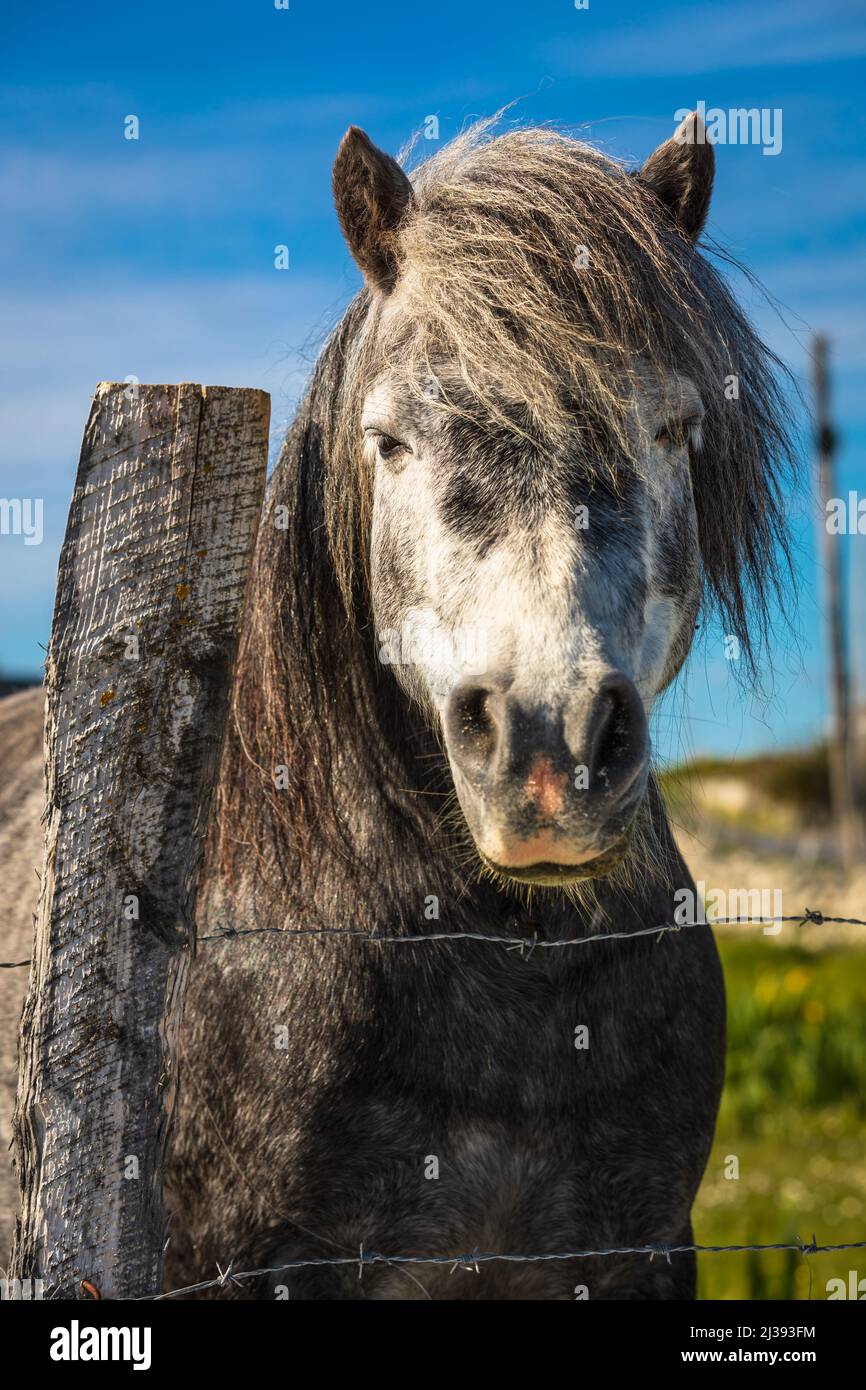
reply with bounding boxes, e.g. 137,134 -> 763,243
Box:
654,418 -> 696,450
376,434 -> 404,459
365,430 -> 408,462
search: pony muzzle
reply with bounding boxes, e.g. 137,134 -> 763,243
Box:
442,672 -> 649,883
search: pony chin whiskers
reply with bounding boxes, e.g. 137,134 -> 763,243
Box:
426,767 -> 670,931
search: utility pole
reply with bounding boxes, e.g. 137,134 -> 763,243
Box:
813,336 -> 857,871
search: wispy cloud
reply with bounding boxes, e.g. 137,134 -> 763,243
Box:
0,272 -> 347,480
545,0 -> 866,76
0,270 -> 350,669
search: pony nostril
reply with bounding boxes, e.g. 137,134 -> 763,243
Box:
446,684 -> 500,770
587,674 -> 647,796
591,689 -> 626,775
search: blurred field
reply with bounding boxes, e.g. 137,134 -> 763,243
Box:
664,749 -> 866,1300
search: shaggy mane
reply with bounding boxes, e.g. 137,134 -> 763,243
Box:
213,119 -> 796,906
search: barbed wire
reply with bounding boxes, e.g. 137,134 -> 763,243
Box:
143,1235 -> 866,1300
6,906 -> 866,1302
2,909 -> 864,970
198,910 -> 866,953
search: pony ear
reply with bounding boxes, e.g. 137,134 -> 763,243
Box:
333,126 -> 414,292
638,112 -> 714,242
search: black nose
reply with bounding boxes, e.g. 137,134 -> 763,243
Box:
443,670 -> 648,806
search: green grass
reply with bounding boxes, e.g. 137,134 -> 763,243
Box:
695,935 -> 866,1300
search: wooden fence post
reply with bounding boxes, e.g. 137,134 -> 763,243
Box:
10,382 -> 269,1299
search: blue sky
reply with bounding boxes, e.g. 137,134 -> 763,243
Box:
1,0 -> 864,764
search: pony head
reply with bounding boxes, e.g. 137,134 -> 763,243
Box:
325,114 -> 791,888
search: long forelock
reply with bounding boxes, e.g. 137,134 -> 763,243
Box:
329,118 -> 796,676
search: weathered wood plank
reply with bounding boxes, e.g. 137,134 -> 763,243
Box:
10,382 -> 269,1299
